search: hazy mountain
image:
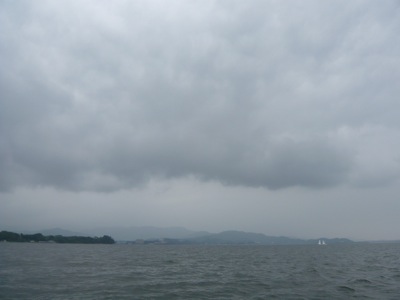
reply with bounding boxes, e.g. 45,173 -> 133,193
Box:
33,227 -> 354,244
187,231 -> 354,245
24,228 -> 86,237
189,230 -> 305,245
86,226 -> 210,241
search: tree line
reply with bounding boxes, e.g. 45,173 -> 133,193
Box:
0,231 -> 115,244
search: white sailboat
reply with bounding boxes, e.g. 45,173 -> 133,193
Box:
318,239 -> 327,245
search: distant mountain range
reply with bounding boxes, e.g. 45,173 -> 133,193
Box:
32,227 -> 354,245
86,226 -> 210,241
190,231 -> 353,245
34,226 -> 209,241
39,228 -> 87,237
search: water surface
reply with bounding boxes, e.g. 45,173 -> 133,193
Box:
1,243 -> 399,299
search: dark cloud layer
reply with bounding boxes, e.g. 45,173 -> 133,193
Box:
1,0 -> 400,192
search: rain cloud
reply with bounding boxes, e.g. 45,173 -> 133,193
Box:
1,0 -> 400,193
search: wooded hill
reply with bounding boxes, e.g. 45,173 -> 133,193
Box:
0,231 -> 115,244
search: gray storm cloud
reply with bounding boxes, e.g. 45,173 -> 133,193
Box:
1,0 -> 400,192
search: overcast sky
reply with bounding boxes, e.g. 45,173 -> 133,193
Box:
1,0 -> 400,240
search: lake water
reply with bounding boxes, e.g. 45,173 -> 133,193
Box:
1,243 -> 399,299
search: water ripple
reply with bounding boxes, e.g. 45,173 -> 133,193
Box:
1,243 -> 400,299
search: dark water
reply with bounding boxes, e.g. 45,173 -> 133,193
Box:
1,243 -> 400,299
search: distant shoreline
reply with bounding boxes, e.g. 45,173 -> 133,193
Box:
0,230 -> 115,244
